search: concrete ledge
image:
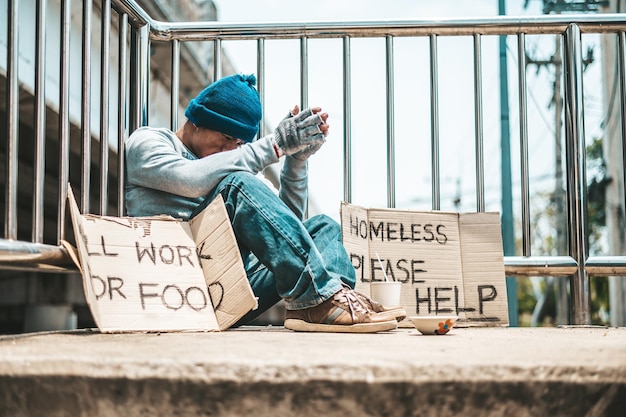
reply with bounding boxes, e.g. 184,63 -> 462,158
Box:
0,327 -> 625,416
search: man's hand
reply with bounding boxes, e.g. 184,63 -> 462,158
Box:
273,107 -> 328,157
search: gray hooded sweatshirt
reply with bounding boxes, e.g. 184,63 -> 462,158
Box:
124,126 -> 308,221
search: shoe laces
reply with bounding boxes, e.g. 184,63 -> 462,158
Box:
355,290 -> 379,309
333,288 -> 370,320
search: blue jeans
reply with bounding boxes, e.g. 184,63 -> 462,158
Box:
190,172 -> 356,323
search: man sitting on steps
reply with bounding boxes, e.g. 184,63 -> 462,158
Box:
124,73 -> 406,333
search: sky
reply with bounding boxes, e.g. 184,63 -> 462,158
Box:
209,0 -> 607,226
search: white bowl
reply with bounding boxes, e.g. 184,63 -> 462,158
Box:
408,315 -> 458,335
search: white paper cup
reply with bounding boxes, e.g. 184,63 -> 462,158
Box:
370,281 -> 402,306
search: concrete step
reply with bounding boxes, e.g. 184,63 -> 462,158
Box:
0,326 -> 624,417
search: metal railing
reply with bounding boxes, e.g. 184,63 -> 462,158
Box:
2,0 -> 626,324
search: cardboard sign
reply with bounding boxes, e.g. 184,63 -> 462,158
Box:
188,197 -> 258,329
66,188 -> 257,332
340,202 -> 508,327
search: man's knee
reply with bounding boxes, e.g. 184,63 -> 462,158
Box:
307,214 -> 342,235
218,172 -> 277,200
191,172 -> 260,219
221,171 -> 258,187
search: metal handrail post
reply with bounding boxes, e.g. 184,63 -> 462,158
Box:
5,0 -> 19,240
80,0 -> 93,213
342,36 -> 352,203
99,0 -> 111,216
58,0 -> 71,241
257,38 -> 265,137
170,39 -> 180,131
429,34 -> 440,211
118,13 -> 129,217
213,38 -> 222,81
385,35 -> 396,209
563,23 -> 591,325
518,33 -> 532,257
130,24 -> 150,131
473,33 -> 485,212
33,0 -> 47,243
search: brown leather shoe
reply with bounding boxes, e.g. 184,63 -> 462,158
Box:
355,290 -> 407,322
284,288 -> 398,333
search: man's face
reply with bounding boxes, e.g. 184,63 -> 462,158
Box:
191,125 -> 245,158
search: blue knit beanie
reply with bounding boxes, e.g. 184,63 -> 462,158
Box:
185,74 -> 262,143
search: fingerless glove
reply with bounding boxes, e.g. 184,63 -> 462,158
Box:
290,142 -> 323,161
273,108 -> 326,157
